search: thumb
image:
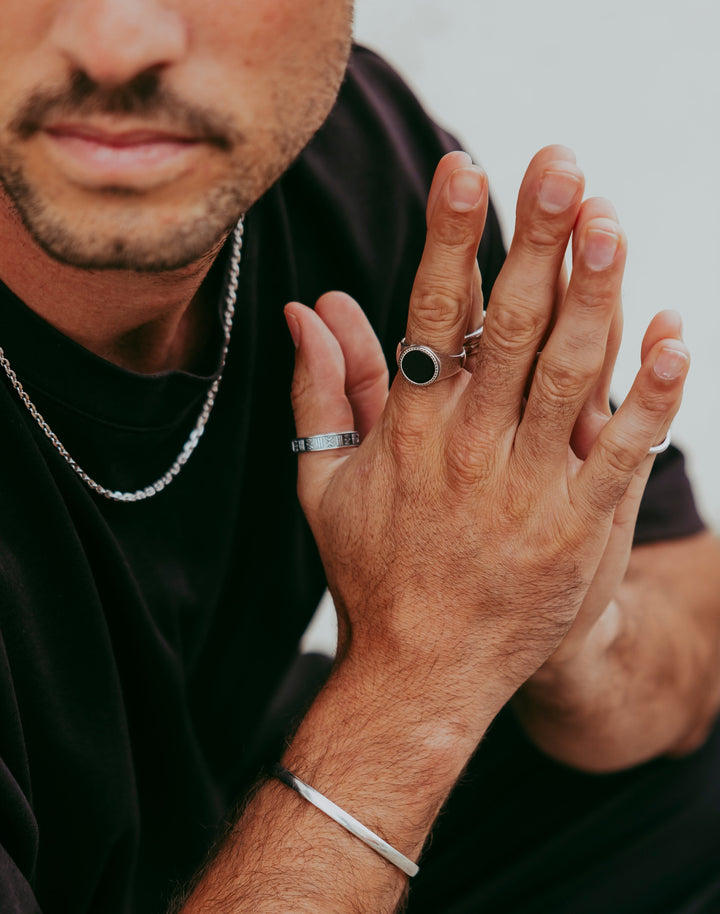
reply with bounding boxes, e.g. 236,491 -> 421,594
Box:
285,301 -> 356,513
314,291 -> 389,439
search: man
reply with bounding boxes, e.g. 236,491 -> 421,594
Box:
0,1 -> 718,912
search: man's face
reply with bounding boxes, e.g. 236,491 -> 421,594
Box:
0,0 -> 354,271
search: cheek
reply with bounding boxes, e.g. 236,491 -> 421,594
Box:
195,0 -> 351,70
189,0 -> 352,139
0,2 -> 59,97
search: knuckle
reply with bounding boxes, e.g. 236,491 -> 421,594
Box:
559,324 -> 606,358
534,356 -> 595,403
445,436 -> 495,489
520,218 -> 567,254
568,284 -> 616,322
485,298 -> 546,352
635,385 -> 674,420
432,210 -> 482,249
595,432 -> 637,478
411,287 -> 464,333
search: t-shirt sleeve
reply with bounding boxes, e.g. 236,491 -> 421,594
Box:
633,443 -> 705,544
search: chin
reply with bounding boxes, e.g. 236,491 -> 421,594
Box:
1,170 -> 249,272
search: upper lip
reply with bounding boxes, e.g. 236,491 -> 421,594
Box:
44,122 -> 199,146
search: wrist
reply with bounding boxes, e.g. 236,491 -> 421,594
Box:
288,651 -> 487,778
281,650 -> 495,859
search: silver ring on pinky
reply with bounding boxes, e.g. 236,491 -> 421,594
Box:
291,431 -> 360,453
648,429 -> 672,456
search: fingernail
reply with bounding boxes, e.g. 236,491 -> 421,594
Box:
653,346 -> 688,381
584,228 -> 620,271
538,170 -> 582,213
448,167 -> 485,212
285,310 -> 301,349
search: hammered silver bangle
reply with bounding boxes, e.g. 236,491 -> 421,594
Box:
273,764 -> 420,878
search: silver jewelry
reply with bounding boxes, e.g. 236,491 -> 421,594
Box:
291,431 -> 360,453
273,765 -> 419,878
0,218 -> 245,503
463,313 -> 486,357
648,429 -> 672,455
396,339 -> 466,386
396,316 -> 486,387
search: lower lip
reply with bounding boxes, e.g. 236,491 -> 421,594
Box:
40,131 -> 202,189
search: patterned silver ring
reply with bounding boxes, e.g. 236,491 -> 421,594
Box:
648,429 -> 672,456
291,431 -> 360,453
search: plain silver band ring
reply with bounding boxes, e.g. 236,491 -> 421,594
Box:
291,431 -> 360,453
648,429 -> 672,455
463,313 -> 486,356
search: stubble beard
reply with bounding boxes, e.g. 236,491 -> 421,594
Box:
0,41 -> 351,273
0,154 -> 254,272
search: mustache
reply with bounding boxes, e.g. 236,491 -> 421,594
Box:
10,70 -> 239,150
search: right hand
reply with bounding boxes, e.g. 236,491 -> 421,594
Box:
285,147 -> 688,734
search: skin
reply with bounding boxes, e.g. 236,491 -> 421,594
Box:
178,150 -> 720,913
1,1 -> 720,911
0,0 -> 353,369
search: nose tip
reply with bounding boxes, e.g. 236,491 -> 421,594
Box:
50,0 -> 188,87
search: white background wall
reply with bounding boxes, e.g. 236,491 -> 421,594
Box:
354,0 -> 720,530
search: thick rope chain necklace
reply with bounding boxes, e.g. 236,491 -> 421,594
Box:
0,217 -> 245,503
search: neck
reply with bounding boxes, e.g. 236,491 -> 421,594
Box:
0,202 -> 227,375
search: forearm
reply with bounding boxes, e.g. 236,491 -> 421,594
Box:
514,532 -> 720,772
177,654 -> 494,913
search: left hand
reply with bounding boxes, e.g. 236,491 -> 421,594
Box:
541,306 -> 686,666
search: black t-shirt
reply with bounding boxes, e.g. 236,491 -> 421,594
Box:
0,46 -> 712,914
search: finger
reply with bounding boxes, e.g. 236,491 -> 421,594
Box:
468,260 -> 485,332
554,261 -> 569,315
285,301 -> 356,513
466,145 -> 584,428
570,199 -> 623,424
463,262 -> 486,374
572,308 -> 682,460
575,335 -> 689,518
315,291 -> 389,439
516,199 -> 626,464
399,159 -> 489,384
570,301 -> 622,460
641,310 -> 684,455
426,150 -> 473,226
567,206 -> 624,456
640,309 -> 683,362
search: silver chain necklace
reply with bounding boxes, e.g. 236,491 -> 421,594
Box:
0,217 -> 245,503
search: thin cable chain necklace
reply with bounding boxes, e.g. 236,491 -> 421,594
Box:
0,217 -> 245,503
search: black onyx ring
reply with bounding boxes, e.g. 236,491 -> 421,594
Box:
396,323 -> 485,387
396,340 -> 466,386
